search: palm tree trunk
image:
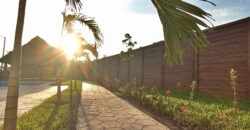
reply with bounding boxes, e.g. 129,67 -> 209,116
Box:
3,0 -> 27,129
56,12 -> 65,106
57,76 -> 61,105
74,58 -> 77,89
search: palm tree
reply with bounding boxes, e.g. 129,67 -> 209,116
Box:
3,0 -> 82,129
62,12 -> 103,89
151,0 -> 215,65
3,1 -> 27,129
73,42 -> 99,85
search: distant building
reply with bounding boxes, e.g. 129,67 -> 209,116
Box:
0,36 -> 68,81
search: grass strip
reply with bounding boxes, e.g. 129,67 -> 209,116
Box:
1,80 -> 82,130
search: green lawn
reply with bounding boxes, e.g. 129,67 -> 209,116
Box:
113,86 -> 250,130
1,80 -> 82,130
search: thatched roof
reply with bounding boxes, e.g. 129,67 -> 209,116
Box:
0,36 -> 67,66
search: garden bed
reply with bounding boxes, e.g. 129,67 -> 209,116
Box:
104,80 -> 250,130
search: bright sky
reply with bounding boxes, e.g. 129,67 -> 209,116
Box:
0,0 -> 249,59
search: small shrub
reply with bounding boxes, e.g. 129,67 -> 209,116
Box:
137,86 -> 145,105
124,83 -> 133,97
132,77 -> 137,87
165,89 -> 171,102
102,75 -> 111,89
230,68 -> 239,129
110,78 -> 119,91
189,81 -> 196,102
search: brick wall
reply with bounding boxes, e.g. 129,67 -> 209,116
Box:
199,19 -> 249,98
129,48 -> 143,86
164,42 -> 195,92
86,17 -> 250,98
143,42 -> 164,88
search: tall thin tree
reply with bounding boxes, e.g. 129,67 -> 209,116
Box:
3,0 -> 26,129
4,0 -> 83,129
62,12 -> 103,88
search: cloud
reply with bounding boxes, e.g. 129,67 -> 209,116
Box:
207,7 -> 247,25
126,0 -> 157,14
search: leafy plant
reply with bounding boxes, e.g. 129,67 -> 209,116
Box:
131,77 -> 137,88
189,81 -> 197,102
102,75 -> 111,89
110,78 -> 120,91
230,68 -> 239,129
109,83 -> 250,129
122,33 -> 137,49
137,86 -> 145,105
120,33 -> 137,60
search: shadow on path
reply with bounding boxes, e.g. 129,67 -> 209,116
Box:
78,101 -> 92,130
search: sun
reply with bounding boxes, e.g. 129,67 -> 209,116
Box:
61,35 -> 79,59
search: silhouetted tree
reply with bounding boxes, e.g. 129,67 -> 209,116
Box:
121,33 -> 137,82
122,33 -> 137,50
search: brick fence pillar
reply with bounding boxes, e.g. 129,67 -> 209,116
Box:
117,56 -> 119,79
161,43 -> 165,89
193,51 -> 199,93
141,48 -> 145,85
247,18 -> 250,99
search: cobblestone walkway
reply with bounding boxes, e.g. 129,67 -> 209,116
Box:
77,82 -> 169,130
0,85 -> 67,124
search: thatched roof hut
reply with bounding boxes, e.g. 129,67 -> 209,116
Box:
0,36 -> 68,80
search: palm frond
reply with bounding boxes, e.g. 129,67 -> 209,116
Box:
64,14 -> 104,47
81,43 -> 99,60
63,13 -> 76,33
65,0 -> 82,12
81,52 -> 91,61
152,0 -> 215,66
76,15 -> 104,47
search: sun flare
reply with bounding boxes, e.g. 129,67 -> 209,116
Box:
61,35 -> 79,59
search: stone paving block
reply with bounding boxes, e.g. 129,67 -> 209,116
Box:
76,82 -> 169,130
